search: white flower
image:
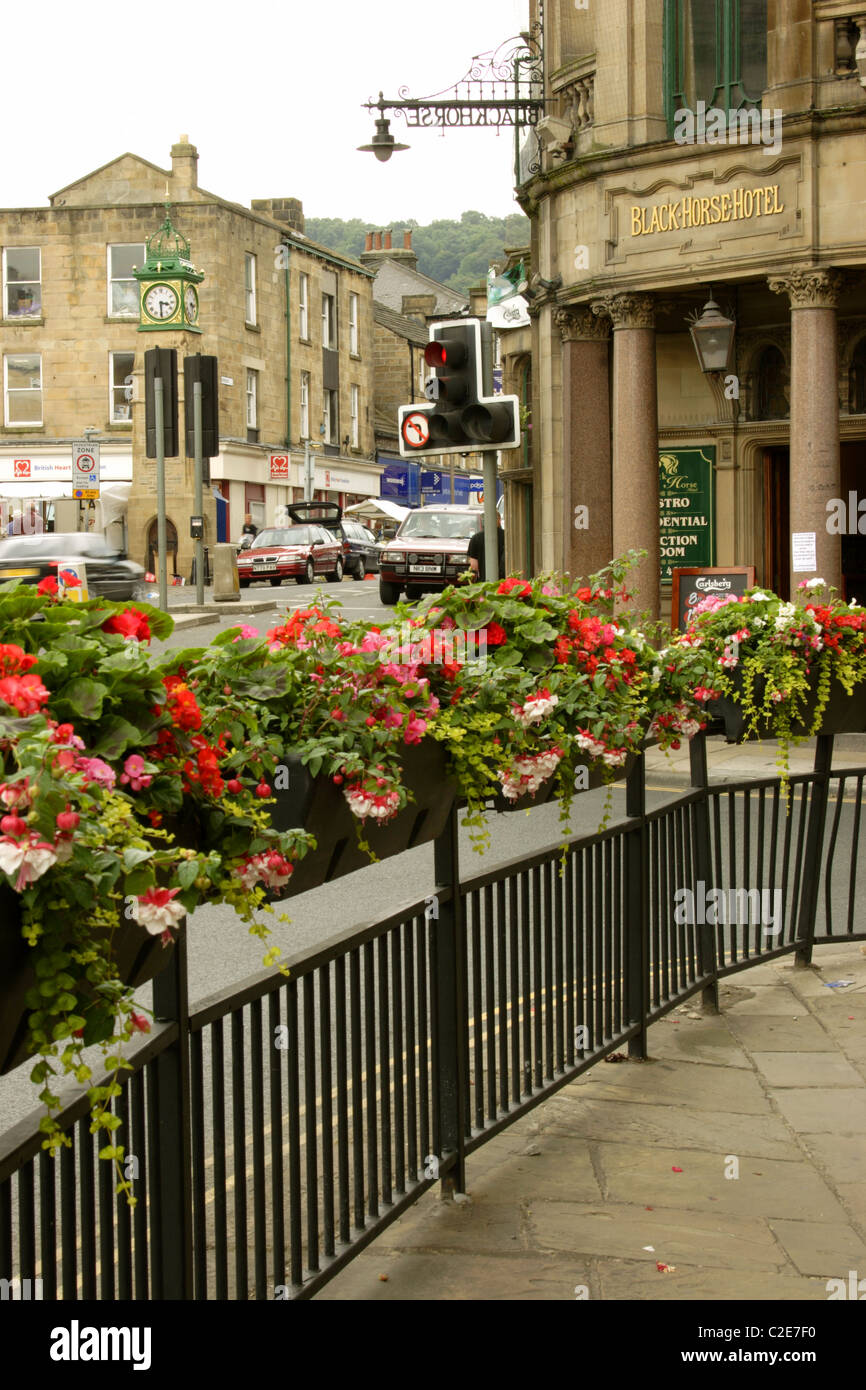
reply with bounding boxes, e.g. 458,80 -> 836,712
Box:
0,833 -> 57,887
806,578 -> 825,589
750,591 -> 773,603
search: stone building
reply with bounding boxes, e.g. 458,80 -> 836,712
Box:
513,1 -> 866,616
0,138 -> 377,578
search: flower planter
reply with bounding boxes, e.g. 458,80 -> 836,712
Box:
0,882 -> 175,1076
490,751 -> 637,813
706,672 -> 866,745
269,740 -> 459,897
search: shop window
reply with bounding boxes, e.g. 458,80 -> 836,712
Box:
664,0 -> 767,136
3,248 -> 41,319
110,352 -> 135,422
754,345 -> 788,420
108,244 -> 145,318
850,339 -> 866,415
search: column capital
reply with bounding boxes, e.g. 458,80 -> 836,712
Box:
555,305 -> 611,342
591,292 -> 655,330
767,267 -> 844,308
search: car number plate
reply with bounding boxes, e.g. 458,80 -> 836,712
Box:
409,564 -> 440,574
253,562 -> 277,572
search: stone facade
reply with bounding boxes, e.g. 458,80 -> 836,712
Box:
0,139 -> 377,577
517,0 -> 866,614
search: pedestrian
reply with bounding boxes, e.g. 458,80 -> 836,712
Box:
467,512 -> 505,582
241,512 -> 258,540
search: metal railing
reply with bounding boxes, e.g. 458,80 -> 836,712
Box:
1,732 -> 863,1300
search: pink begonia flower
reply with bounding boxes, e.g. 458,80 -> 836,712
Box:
336,641 -> 361,657
383,708 -> 403,730
133,886 -> 186,935
232,625 -> 260,642
403,716 -> 427,745
0,832 -> 57,889
360,631 -> 390,653
76,757 -> 116,789
120,754 -> 153,792
541,583 -> 561,596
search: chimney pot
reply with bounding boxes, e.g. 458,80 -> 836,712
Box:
384,229 -> 392,249
373,231 -> 382,250
403,230 -> 412,250
365,232 -> 373,251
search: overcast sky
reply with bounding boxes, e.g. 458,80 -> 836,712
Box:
7,0 -> 529,226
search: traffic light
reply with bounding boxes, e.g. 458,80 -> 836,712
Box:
183,354 -> 220,460
398,319 -> 521,458
144,347 -> 179,458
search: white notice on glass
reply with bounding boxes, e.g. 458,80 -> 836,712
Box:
791,532 -> 817,572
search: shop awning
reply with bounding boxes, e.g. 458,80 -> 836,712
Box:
344,497 -> 409,522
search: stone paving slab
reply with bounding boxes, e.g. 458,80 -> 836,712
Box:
768,1219 -> 866,1278
751,1051 -> 864,1087
315,946 -> 866,1302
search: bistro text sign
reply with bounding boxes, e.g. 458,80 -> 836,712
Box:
659,448 -> 715,582
631,184 -> 784,237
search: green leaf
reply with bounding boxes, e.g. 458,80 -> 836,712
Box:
58,677 -> 109,720
93,717 -> 142,760
122,846 -> 153,871
177,859 -> 200,889
123,867 -> 154,895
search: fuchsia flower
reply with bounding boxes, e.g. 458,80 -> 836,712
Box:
238,850 -> 293,893
132,886 -> 185,935
0,832 -> 57,890
513,688 -> 559,728
119,754 -> 153,792
130,1011 -> 151,1034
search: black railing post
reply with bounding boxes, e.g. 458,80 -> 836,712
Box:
432,803 -> 468,1196
150,923 -> 194,1298
690,732 -> 719,1011
794,734 -> 834,967
625,750 -> 649,1058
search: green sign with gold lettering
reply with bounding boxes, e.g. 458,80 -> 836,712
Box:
659,447 -> 715,583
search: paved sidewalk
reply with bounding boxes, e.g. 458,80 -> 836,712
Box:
318,942 -> 866,1301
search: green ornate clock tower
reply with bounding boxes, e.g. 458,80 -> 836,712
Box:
133,206 -> 204,333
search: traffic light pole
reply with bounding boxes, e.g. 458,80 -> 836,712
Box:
155,376 -> 168,613
193,381 -> 204,606
480,322 -> 500,582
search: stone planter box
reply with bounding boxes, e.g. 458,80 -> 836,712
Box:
269,740 -> 458,897
0,882 -> 175,1076
706,672 -> 866,744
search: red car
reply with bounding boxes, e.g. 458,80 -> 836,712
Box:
378,504 -> 483,604
237,521 -> 343,587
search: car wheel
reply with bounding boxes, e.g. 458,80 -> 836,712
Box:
405,584 -> 426,602
378,578 -> 401,605
239,579 -> 250,589
269,575 -> 282,587
298,559 -> 314,585
327,557 -> 344,583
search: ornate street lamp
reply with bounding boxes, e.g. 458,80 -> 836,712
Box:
688,297 -> 736,373
357,96 -> 410,162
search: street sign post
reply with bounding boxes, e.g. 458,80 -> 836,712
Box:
71,441 -> 100,496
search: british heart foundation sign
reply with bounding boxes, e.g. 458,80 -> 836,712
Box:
270,454 -> 289,480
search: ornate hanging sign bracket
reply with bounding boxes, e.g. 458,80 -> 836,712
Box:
359,28 -> 546,174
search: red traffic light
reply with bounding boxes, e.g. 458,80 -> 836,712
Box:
424,341 -> 447,369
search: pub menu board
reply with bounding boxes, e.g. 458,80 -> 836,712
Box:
659,447 -> 715,583
671,566 -> 756,632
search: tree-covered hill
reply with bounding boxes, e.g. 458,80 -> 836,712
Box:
303,212 -> 530,294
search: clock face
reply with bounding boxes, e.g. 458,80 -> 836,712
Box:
185,286 -> 199,323
143,283 -> 179,321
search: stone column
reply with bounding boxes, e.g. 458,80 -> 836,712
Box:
768,268 -> 843,593
555,306 -> 612,583
592,292 -> 659,618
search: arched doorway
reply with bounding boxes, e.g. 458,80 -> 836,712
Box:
146,517 -> 178,577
